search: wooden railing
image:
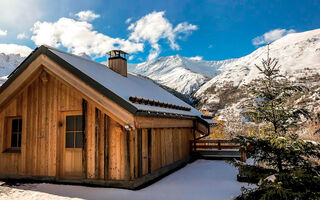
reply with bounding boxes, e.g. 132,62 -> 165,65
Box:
190,139 -> 246,162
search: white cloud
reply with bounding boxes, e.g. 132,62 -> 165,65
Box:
0,29 -> 7,36
31,11 -> 196,61
188,56 -> 203,61
147,43 -> 161,61
31,17 -> 143,57
128,55 -> 134,60
17,33 -> 27,39
75,10 -> 100,22
128,11 -> 197,60
0,44 -> 32,57
252,28 -> 296,46
0,0 -> 43,31
125,17 -> 132,24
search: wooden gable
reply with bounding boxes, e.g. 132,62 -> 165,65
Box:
0,54 -> 135,127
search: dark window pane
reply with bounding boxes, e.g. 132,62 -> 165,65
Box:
12,119 -> 19,132
75,116 -> 83,131
11,133 -> 18,147
18,119 -> 22,132
75,132 -> 83,148
66,132 -> 74,148
66,116 -> 74,131
18,134 -> 21,147
10,118 -> 22,148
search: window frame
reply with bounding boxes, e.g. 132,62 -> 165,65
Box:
3,116 -> 23,153
65,115 -> 83,149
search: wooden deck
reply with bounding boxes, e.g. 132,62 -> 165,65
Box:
190,139 -> 246,161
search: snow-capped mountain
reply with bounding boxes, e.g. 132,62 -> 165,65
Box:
195,29 -> 320,108
1,28 -> 320,117
128,55 -> 235,95
0,53 -> 25,85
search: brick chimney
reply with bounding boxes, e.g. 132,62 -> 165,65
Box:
107,50 -> 128,77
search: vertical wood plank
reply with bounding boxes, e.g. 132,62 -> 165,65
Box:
147,128 -> 152,174
87,103 -> 95,178
137,129 -> 142,177
98,111 -> 104,179
160,129 -> 166,168
95,108 -> 99,179
33,79 -> 39,175
142,129 -> 148,175
21,91 -> 28,174
82,99 -> 87,179
130,129 -> 135,180
125,129 -> 130,180
40,77 -> 46,176
51,78 -> 58,177
134,129 -> 138,178
104,114 -> 109,180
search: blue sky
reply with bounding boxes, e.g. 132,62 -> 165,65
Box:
0,0 -> 319,63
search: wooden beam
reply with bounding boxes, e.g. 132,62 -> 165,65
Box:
130,130 -> 135,180
147,128 -> 152,174
95,108 -> 99,179
104,114 -> 109,180
137,129 -> 142,177
82,99 -> 87,179
125,130 -> 131,180
135,116 -> 193,129
98,110 -> 105,179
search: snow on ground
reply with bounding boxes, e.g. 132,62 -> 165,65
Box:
0,160 -> 251,200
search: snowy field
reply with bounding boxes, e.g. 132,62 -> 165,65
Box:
0,160 -> 251,200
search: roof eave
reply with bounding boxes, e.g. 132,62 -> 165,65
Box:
135,110 -> 197,119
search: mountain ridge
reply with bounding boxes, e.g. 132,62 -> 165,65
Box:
128,55 -> 236,95
1,29 -> 320,121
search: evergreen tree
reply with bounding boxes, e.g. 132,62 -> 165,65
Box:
233,44 -> 320,200
243,44 -> 310,136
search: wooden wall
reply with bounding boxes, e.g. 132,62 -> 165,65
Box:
0,72 -> 83,176
133,128 -> 192,178
0,70 -> 194,181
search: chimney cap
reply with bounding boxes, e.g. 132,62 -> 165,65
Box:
107,50 -> 129,57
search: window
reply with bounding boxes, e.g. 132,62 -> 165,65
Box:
3,117 -> 23,153
11,118 -> 22,148
65,115 -> 83,148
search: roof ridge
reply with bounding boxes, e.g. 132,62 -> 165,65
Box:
43,45 -> 109,68
44,45 -> 147,81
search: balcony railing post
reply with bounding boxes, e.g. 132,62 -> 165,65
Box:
218,141 -> 221,150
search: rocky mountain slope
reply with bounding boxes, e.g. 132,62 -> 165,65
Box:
0,53 -> 25,85
194,29 -> 320,115
195,29 -> 320,106
192,29 -> 320,136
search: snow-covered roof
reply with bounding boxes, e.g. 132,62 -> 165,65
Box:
3,45 -> 212,122
46,46 -> 203,118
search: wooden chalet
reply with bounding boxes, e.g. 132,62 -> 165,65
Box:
0,45 -> 214,189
